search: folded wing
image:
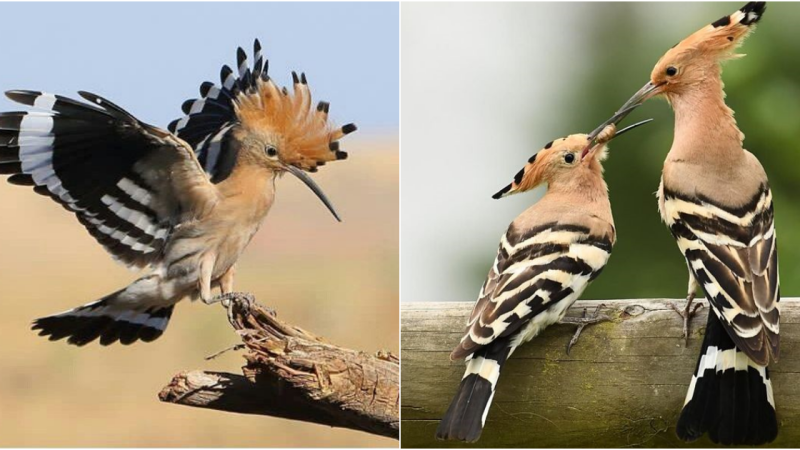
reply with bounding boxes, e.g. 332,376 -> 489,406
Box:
664,184 -> 779,366
451,221 -> 613,360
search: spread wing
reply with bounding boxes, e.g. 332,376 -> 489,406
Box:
450,221 -> 613,360
0,90 -> 217,269
169,39 -> 264,183
663,184 -> 779,365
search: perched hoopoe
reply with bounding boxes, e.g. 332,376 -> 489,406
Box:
0,40 -> 355,346
435,114 -> 650,443
611,2 -> 778,445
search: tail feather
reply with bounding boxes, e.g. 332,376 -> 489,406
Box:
436,338 -> 513,442
32,291 -> 174,346
677,312 -> 777,445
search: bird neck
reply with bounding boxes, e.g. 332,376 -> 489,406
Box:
547,169 -> 611,216
667,69 -> 745,164
216,162 -> 277,221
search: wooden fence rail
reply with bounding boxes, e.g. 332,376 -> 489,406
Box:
401,299 -> 800,448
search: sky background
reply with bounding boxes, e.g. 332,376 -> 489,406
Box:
0,2 -> 399,133
402,2 -> 800,303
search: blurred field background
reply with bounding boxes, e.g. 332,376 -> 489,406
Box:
401,2 -> 800,304
0,2 -> 398,448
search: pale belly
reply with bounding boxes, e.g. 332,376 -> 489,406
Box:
511,278 -> 590,348
142,216 -> 264,302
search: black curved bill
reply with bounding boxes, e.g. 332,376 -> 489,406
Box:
285,165 -> 342,222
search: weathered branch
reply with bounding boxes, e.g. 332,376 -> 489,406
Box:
159,293 -> 399,440
401,298 -> 800,448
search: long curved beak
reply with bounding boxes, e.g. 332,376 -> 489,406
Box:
285,165 -> 342,222
582,118 -> 654,161
581,80 -> 663,159
585,81 -> 664,145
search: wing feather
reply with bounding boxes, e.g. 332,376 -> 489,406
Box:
451,221 -> 613,360
1,90 -> 216,269
663,184 -> 779,365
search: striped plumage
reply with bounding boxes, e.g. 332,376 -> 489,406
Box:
0,40 -> 354,346
660,182 -> 779,365
617,2 -> 778,444
676,311 -> 777,444
437,129 -> 628,442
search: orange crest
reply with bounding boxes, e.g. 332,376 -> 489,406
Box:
234,73 -> 356,172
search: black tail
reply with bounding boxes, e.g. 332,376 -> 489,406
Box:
435,338 -> 514,442
676,312 -> 777,445
32,291 -> 174,346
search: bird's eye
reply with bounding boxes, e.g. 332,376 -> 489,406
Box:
666,66 -> 678,77
564,153 -> 575,164
266,146 -> 278,157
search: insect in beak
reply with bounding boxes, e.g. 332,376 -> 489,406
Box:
581,112 -> 653,160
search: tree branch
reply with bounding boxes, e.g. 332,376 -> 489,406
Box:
159,293 -> 399,440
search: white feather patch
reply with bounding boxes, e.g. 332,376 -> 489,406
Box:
684,346 -> 774,408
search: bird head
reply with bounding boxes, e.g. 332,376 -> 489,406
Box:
231,75 -> 355,221
617,2 -> 765,107
170,40 -> 356,222
492,116 -> 651,199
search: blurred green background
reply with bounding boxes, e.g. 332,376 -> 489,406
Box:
401,2 -> 800,303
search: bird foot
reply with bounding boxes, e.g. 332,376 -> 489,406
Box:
204,291 -> 250,308
668,295 -> 702,346
558,304 -> 611,355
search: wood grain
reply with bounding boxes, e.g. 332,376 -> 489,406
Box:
160,293 -> 399,440
401,299 -> 800,448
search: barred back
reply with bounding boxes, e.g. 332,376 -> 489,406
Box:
661,182 -> 779,366
451,220 -> 613,360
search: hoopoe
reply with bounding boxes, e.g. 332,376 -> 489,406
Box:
435,114 -> 651,443
611,2 -> 778,445
0,40 -> 355,346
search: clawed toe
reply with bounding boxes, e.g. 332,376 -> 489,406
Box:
668,296 -> 702,346
559,304 -> 611,355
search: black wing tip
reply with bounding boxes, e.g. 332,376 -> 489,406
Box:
181,99 -> 197,115
199,81 -> 214,97
5,90 -> 40,105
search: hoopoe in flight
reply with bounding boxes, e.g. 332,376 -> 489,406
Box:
435,113 -> 651,443
0,40 -> 354,346
612,2 -> 778,445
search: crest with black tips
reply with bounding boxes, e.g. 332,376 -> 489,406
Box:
739,2 -> 766,25
170,39 -> 355,177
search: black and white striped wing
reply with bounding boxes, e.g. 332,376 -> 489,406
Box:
450,222 -> 613,360
169,40 -> 266,183
662,183 -> 779,365
0,90 -> 215,269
